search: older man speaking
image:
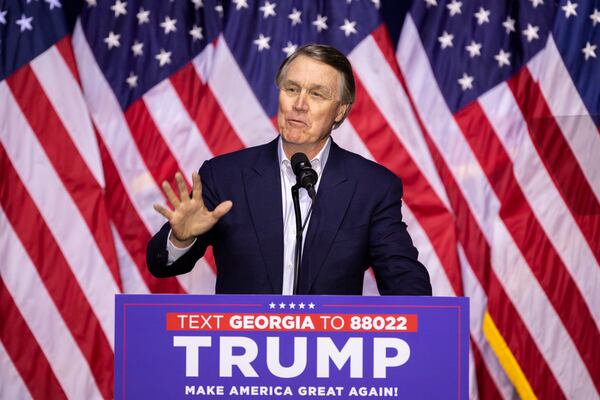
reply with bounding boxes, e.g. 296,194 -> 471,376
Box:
146,44 -> 431,296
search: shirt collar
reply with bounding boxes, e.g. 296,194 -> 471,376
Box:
277,135 -> 332,176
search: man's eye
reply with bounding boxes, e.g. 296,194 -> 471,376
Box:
285,87 -> 299,94
311,91 -> 325,98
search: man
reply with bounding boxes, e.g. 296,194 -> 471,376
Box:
146,44 -> 431,296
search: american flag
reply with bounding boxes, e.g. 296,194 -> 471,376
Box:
0,0 -> 598,398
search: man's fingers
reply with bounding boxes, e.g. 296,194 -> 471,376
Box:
162,181 -> 180,208
192,172 -> 202,202
153,203 -> 173,220
175,172 -> 189,202
212,200 -> 233,220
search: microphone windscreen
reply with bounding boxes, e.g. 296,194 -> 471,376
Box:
291,152 -> 311,175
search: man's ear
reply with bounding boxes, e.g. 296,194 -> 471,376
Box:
335,103 -> 350,123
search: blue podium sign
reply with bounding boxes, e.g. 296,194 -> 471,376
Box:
115,295 -> 468,399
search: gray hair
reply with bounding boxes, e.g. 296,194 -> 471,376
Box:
275,44 -> 355,128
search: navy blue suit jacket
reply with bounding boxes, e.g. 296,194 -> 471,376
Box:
147,138 -> 431,295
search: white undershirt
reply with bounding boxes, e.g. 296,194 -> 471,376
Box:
166,136 -> 331,294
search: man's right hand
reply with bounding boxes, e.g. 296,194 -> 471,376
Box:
153,171 -> 233,247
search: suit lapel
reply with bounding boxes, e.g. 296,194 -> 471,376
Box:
243,139 -> 284,293
300,142 -> 355,293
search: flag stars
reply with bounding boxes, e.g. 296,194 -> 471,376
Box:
447,0 -> 462,16
104,31 -> 120,49
502,16 -> 516,33
522,24 -> 539,42
131,40 -> 143,56
371,0 -> 381,9
562,1 -> 577,18
340,19 -> 357,37
590,9 -> 600,26
260,1 -> 276,18
85,0 -> 97,7
45,0 -> 61,10
215,4 -> 223,17
191,0 -> 203,9
110,0 -> 127,17
494,49 -> 511,67
529,0 -> 544,8
465,41 -> 482,57
16,14 -> 34,32
160,16 -> 177,34
137,8 -> 150,25
233,0 -> 248,10
438,31 -> 454,49
254,33 -> 271,51
288,8 -> 301,25
582,42 -> 597,60
155,49 -> 172,66
189,25 -> 203,41
457,73 -> 474,91
282,41 -> 297,57
0,10 -> 7,25
126,72 -> 138,88
424,0 -> 437,7
313,14 -> 328,32
474,7 -> 490,25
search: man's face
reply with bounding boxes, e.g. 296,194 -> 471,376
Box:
277,55 -> 348,155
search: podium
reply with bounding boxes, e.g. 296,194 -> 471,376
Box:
115,294 -> 468,399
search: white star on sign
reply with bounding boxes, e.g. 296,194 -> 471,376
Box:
582,42 -> 597,60
308,302 -> 315,309
457,73 -> 474,91
590,9 -> 600,26
259,1 -> 276,18
474,7 -> 490,25
529,0 -> 543,8
0,10 -> 7,25
339,19 -> 357,37
494,49 -> 511,67
233,0 -> 248,10
126,72 -> 138,88
288,8 -> 301,25
189,25 -> 203,41
104,31 -> 120,49
502,16 -> 516,33
289,302 -> 296,309
45,0 -> 61,10
191,0 -> 203,9
131,40 -> 143,56
279,302 -> 286,309
111,0 -> 127,17
282,41 -> 297,57
313,14 -> 328,32
447,0 -> 462,16
562,1 -> 577,18
86,0 -> 96,7
438,31 -> 454,49
269,302 -> 276,309
155,49 -> 172,66
298,302 -> 305,309
160,16 -> 177,34
465,41 -> 482,57
254,33 -> 271,51
522,24 -> 539,42
137,8 -> 150,24
424,0 -> 437,8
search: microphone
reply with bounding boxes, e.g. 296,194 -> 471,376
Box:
291,153 -> 318,200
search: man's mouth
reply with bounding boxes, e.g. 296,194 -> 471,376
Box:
287,118 -> 308,127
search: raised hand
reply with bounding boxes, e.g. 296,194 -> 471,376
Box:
153,171 -> 232,247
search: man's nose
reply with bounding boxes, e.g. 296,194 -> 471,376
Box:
293,91 -> 309,111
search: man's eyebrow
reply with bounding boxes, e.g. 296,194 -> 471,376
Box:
282,80 -> 333,93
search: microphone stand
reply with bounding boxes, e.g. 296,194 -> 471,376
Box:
291,183 -> 302,295
291,184 -> 316,295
